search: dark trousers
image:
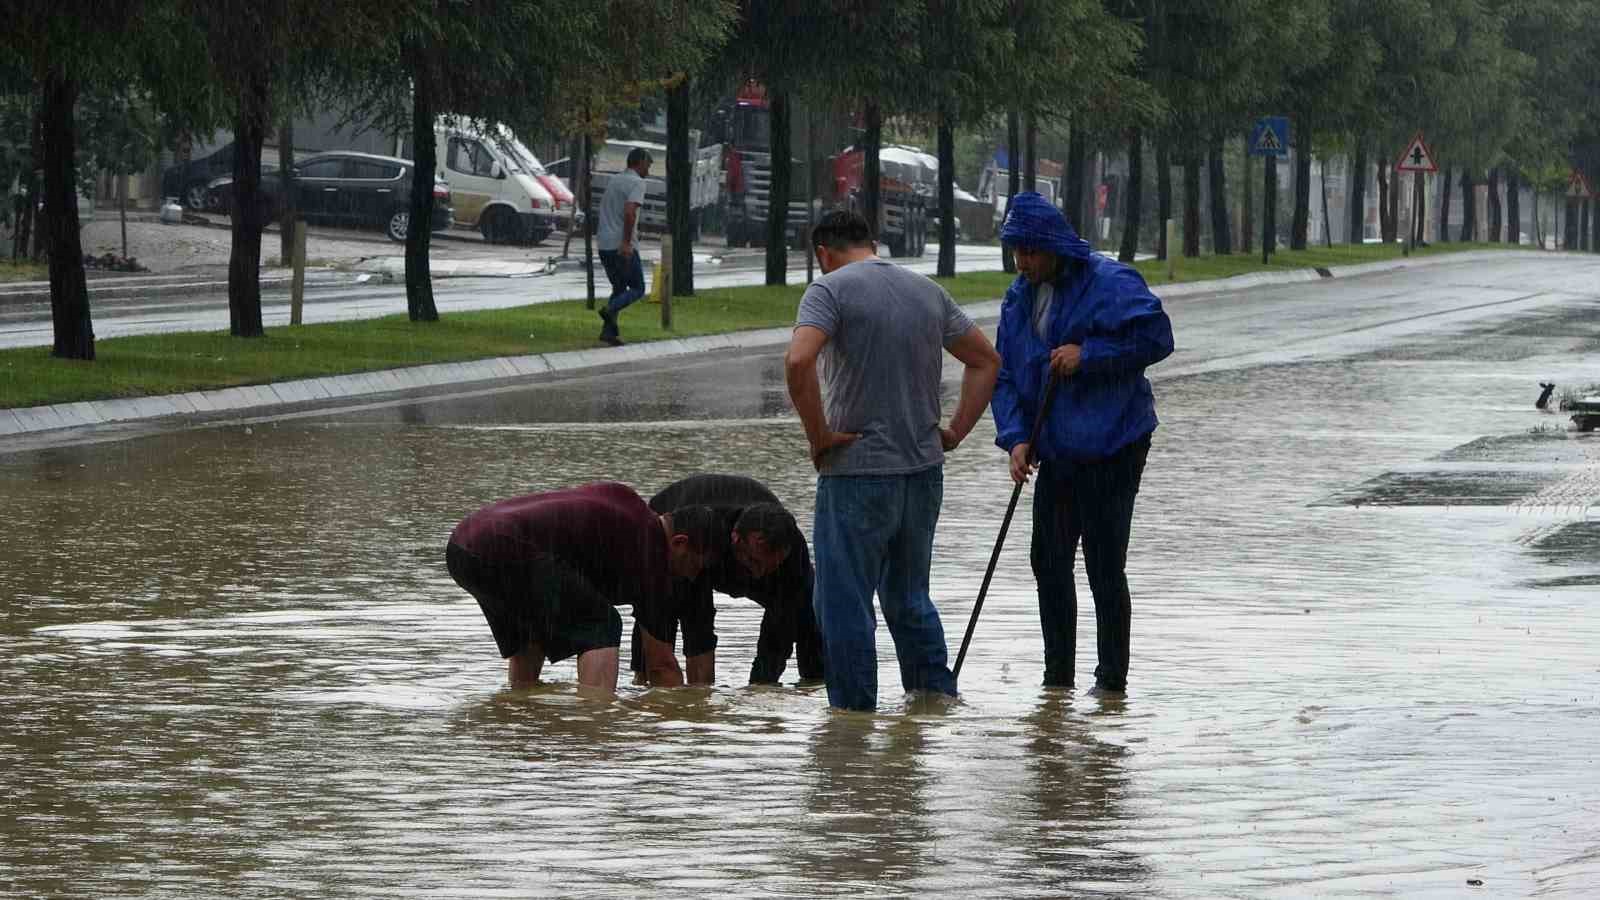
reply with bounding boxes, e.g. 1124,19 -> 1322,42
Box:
597,249 -> 646,339
1030,435 -> 1150,690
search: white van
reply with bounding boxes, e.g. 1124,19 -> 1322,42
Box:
436,123 -> 562,245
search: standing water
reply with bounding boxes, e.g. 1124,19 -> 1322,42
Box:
3,255 -> 1599,896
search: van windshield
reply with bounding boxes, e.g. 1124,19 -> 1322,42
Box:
492,139 -> 529,175
504,138 -> 549,176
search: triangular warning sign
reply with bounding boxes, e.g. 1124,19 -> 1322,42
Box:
1254,127 -> 1282,154
1567,170 -> 1592,199
1396,132 -> 1437,173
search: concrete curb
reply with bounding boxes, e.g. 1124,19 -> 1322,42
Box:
0,250 -> 1567,441
0,269 -> 362,307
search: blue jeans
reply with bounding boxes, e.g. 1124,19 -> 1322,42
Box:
812,467 -> 957,710
597,249 -> 646,338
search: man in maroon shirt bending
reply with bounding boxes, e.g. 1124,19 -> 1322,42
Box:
446,481 -> 725,691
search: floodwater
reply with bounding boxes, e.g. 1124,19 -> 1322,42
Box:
4,255 -> 1600,897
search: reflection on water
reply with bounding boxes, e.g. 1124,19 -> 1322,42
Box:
5,263 -> 1600,896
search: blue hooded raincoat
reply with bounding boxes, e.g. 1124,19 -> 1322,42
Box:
991,192 -> 1174,462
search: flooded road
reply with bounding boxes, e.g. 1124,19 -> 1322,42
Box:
4,255 -> 1599,897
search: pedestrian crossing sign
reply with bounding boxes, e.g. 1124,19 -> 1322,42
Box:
1396,132 -> 1438,173
1567,170 -> 1592,199
1249,117 -> 1289,157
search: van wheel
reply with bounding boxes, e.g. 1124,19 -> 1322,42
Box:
387,209 -> 410,242
481,208 -> 524,244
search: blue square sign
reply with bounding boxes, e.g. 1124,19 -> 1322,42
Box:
1250,117 -> 1290,158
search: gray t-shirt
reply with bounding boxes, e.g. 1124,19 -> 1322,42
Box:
795,257 -> 975,475
596,168 -> 647,251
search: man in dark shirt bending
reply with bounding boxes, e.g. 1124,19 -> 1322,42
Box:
629,474 -> 824,686
446,481 -> 725,691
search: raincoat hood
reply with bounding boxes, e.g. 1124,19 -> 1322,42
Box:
999,191 -> 1092,262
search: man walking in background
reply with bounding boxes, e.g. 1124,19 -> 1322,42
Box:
595,147 -> 652,347
785,209 -> 1001,711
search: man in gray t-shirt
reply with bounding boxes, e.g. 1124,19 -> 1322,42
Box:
785,209 -> 1000,711
594,148 -> 652,346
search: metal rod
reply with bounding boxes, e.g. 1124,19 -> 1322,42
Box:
952,373 -> 1061,680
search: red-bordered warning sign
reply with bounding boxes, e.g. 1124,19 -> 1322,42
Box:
1396,132 -> 1438,173
1567,169 -> 1593,199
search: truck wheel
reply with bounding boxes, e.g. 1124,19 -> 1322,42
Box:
725,222 -> 743,248
887,234 -> 906,258
914,208 -> 928,257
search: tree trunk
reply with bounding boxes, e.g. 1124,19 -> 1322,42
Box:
279,118 -> 296,264
1066,124 -> 1086,232
1505,168 -> 1520,245
1207,137 -> 1230,255
1242,139 -> 1254,254
1155,137 -> 1170,260
30,101 -> 48,260
1446,167 -> 1459,241
1004,109 -> 1019,272
1320,157 -> 1332,247
1290,124 -> 1310,250
119,174 -> 129,259
764,91 -> 790,286
1486,166 -> 1501,243
666,75 -> 694,296
862,102 -> 882,241
1182,152 -> 1200,257
404,70 -> 438,322
1377,158 -> 1391,241
1580,194 -> 1593,254
1264,154 -> 1278,256
1567,197 -> 1583,250
226,71 -> 270,338
1413,172 -> 1426,246
1023,111 -> 1038,192
42,70 -> 94,360
583,132 -> 595,307
937,113 -> 956,278
1459,168 -> 1476,242
1119,128 -> 1142,262
1349,143 -> 1367,244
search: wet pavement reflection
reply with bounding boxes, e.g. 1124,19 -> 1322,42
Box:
4,255 -> 1600,896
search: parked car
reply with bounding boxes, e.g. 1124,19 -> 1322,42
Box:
208,151 -> 452,242
162,142 -> 279,211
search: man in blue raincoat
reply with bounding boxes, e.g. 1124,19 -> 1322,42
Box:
991,192 -> 1174,695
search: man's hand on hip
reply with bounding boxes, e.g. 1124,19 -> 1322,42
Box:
810,430 -> 860,469
940,425 -> 962,452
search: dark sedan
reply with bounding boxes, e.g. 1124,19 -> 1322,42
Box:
209,151 -> 452,242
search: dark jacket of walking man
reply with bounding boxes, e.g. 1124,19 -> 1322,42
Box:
785,209 -> 1001,711
991,191 -> 1174,695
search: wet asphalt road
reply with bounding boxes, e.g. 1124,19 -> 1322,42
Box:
3,253 -> 1599,897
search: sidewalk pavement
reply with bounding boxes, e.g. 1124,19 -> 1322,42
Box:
0,249 -> 1548,444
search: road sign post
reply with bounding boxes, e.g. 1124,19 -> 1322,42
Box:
1249,117 -> 1289,265
1395,132 -> 1438,256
